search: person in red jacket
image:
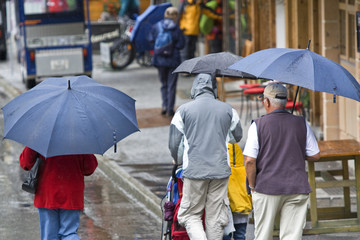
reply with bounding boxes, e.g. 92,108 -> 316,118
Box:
19,147 -> 98,240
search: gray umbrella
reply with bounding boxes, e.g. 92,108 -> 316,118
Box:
173,52 -> 256,78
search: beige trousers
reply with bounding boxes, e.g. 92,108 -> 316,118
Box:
178,177 -> 229,240
252,192 -> 309,240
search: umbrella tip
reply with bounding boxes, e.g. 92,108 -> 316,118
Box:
68,80 -> 71,90
307,40 -> 311,50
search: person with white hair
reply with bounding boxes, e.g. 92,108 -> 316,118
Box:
243,82 -> 320,240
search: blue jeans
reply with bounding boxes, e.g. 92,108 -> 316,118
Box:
38,208 -> 81,240
223,223 -> 247,240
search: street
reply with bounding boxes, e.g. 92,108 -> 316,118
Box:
0,54 -> 165,240
1,52 -> 360,240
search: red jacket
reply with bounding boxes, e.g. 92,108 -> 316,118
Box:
19,147 -> 98,210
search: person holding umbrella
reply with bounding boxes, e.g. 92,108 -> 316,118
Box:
243,83 -> 320,240
2,75 -> 138,239
19,147 -> 98,240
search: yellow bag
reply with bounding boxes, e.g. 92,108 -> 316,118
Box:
228,143 -> 252,214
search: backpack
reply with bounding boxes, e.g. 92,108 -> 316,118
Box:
154,22 -> 174,57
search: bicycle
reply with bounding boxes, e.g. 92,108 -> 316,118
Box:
110,17 -> 153,70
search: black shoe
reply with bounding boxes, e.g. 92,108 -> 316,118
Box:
167,110 -> 175,117
161,107 -> 167,115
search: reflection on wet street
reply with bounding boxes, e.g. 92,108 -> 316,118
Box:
0,155 -> 162,240
0,90 -> 161,240
120,164 -> 173,198
81,168 -> 162,239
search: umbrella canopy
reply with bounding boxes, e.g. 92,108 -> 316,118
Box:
173,52 -> 256,78
2,75 -> 139,158
228,47 -> 360,102
130,2 -> 172,53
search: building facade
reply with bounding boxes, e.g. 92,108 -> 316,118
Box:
228,0 -> 360,142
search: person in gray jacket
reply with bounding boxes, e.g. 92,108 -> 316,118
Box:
168,73 -> 242,240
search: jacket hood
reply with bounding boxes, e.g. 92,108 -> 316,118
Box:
190,73 -> 217,99
161,18 -> 177,31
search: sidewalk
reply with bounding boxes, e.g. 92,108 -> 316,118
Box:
94,60 -> 360,239
1,55 -> 359,239
97,61 -> 254,212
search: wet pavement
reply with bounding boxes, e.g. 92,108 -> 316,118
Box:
0,64 -> 162,239
1,52 -> 360,239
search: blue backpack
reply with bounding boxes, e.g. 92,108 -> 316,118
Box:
154,22 -> 174,57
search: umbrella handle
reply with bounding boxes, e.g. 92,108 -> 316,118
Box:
291,86 -> 300,114
113,132 -> 117,153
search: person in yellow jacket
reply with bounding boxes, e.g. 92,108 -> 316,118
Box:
224,143 -> 252,240
178,0 -> 221,62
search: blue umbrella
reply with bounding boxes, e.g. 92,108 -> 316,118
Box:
2,75 -> 139,158
228,45 -> 360,103
130,2 -> 172,53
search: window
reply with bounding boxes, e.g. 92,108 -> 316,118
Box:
340,10 -> 346,55
348,13 -> 355,59
339,1 -> 356,62
24,0 -> 78,15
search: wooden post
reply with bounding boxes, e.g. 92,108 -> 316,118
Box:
235,0 -> 242,56
320,0 -> 340,140
222,0 -> 229,52
308,161 -> 319,228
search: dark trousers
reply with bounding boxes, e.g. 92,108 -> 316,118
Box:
180,35 -> 198,62
157,66 -> 178,114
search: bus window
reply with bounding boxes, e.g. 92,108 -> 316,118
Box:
24,0 -> 78,15
24,0 -> 46,14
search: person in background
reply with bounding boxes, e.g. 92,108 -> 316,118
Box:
243,83 -> 320,240
223,143 -> 252,240
204,0 -> 223,53
169,73 -> 243,239
147,7 -> 185,116
19,147 -> 98,240
118,0 -> 140,20
178,0 -> 221,62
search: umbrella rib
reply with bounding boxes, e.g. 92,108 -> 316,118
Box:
80,87 -> 139,130
4,92 -> 65,157
44,93 -> 74,157
73,88 -> 139,151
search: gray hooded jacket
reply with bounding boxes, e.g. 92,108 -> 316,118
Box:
168,73 -> 242,179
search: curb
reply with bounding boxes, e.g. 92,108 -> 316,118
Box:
96,155 -> 162,220
0,76 -> 162,221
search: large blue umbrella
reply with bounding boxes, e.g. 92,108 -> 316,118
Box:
130,2 -> 172,53
228,46 -> 360,102
2,75 -> 139,158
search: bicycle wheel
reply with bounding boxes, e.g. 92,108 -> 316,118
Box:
136,50 -> 153,67
110,39 -> 136,70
